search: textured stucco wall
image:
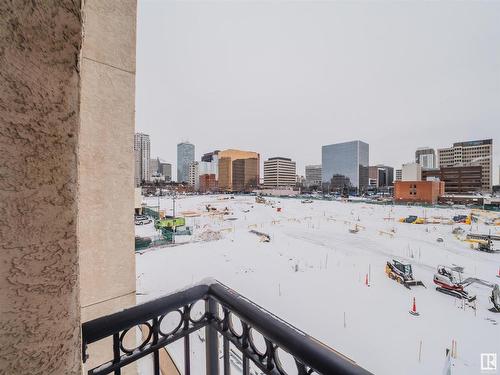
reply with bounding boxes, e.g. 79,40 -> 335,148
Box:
0,1 -> 83,374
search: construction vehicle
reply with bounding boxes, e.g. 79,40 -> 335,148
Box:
478,239 -> 494,253
452,214 -> 471,224
399,215 -> 425,224
433,265 -> 476,302
154,216 -> 186,230
249,230 -> 271,242
205,204 -> 217,212
491,284 -> 500,312
399,215 -> 416,223
466,235 -> 498,253
349,224 -> 360,234
385,260 -> 426,289
255,196 -> 266,204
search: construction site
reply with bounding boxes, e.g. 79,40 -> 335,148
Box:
135,194 -> 500,375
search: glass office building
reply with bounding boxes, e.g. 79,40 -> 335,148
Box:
321,140 -> 369,194
177,142 -> 195,183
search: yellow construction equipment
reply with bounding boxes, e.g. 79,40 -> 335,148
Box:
399,215 -> 425,224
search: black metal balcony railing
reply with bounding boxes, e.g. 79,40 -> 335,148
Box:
82,281 -> 372,375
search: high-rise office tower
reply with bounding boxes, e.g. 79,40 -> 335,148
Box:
149,157 -> 159,178
437,139 -> 492,191
305,165 -> 322,187
217,149 -> 260,191
322,140 -> 369,193
159,161 -> 172,182
263,157 -> 296,188
134,133 -> 150,186
415,147 -> 436,169
201,150 -> 220,163
368,165 -> 394,187
232,158 -> 259,192
177,141 -> 195,183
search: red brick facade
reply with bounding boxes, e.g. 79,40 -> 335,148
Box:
394,181 -> 445,204
199,174 -> 217,193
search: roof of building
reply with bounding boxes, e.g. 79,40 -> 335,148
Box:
267,157 -> 292,162
452,139 -> 492,147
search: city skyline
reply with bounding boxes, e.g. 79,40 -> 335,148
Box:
136,1 -> 500,182
145,134 -> 497,187
145,135 -> 500,183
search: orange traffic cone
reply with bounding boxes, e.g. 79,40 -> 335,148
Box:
365,273 -> 370,287
409,297 -> 419,316
497,267 -> 500,278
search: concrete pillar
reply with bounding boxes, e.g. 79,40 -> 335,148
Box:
78,0 -> 137,372
0,2 -> 84,374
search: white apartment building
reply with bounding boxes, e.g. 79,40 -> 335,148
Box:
395,169 -> 402,181
188,161 -> 199,191
134,133 -> 150,186
401,162 -> 422,181
263,157 -> 297,188
437,139 -> 492,191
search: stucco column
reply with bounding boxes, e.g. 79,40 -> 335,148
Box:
0,1 -> 83,374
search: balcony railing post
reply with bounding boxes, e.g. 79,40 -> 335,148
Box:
205,298 -> 220,375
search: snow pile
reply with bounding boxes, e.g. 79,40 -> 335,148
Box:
196,229 -> 223,242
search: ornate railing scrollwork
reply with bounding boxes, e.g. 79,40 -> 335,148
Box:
82,281 -> 372,375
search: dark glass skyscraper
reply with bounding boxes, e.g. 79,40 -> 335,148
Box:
321,140 -> 369,194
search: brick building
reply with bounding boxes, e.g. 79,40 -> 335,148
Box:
199,174 -> 217,193
394,181 -> 445,204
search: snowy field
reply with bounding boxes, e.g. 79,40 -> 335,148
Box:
136,195 -> 500,375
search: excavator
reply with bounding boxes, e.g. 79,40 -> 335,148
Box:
385,260 -> 426,289
432,265 -> 500,311
433,265 -> 476,302
490,284 -> 500,313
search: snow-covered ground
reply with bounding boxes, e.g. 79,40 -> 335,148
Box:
137,195 -> 500,375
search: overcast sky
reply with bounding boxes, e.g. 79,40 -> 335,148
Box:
136,0 -> 500,183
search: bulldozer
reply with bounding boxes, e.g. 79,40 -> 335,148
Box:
385,259 -> 426,289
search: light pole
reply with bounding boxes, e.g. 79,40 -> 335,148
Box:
157,189 -> 161,220
172,192 -> 177,244
172,193 -> 176,218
